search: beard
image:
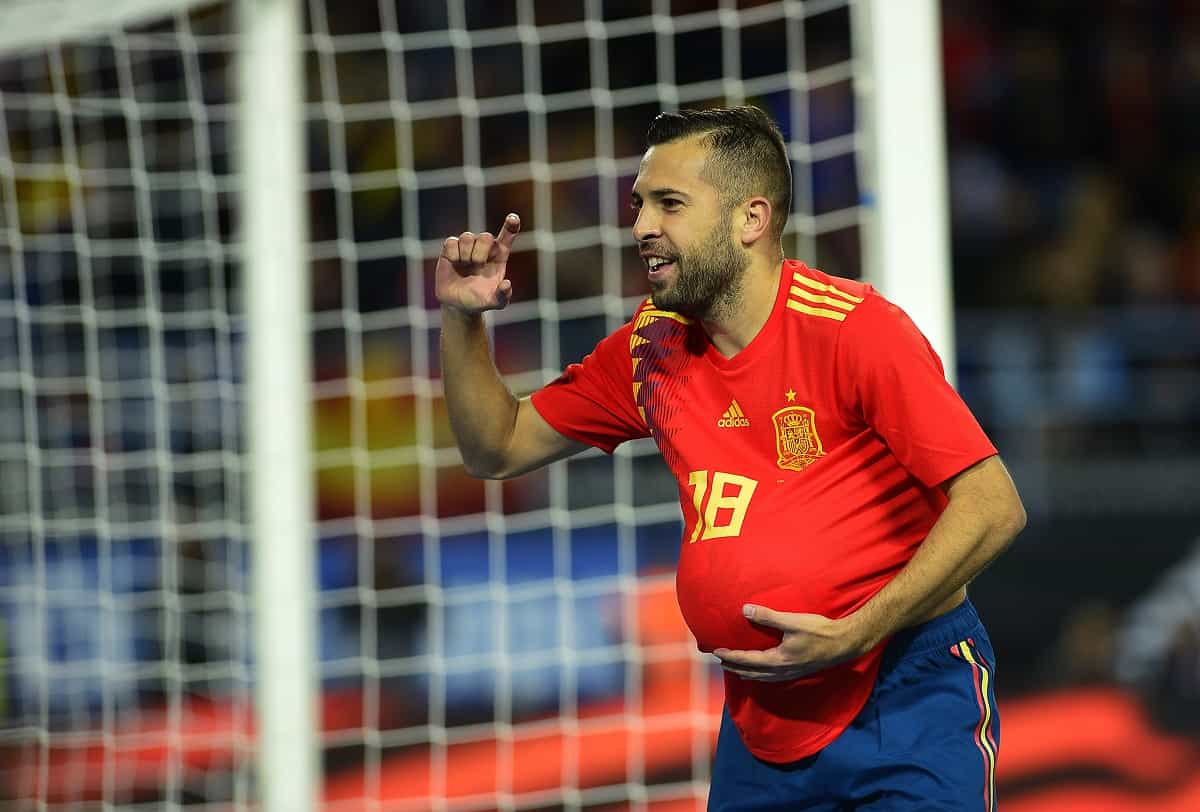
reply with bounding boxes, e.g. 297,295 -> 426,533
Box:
648,217 -> 749,322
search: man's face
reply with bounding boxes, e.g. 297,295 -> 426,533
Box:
630,138 -> 747,320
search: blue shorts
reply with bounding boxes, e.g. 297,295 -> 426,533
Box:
708,599 -> 1000,811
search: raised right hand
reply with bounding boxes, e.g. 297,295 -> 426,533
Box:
435,213 -> 521,314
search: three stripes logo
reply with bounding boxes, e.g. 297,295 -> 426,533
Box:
717,399 -> 750,428
785,272 -> 862,322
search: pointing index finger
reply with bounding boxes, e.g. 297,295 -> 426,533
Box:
497,213 -> 521,248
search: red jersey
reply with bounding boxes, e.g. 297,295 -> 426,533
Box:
530,260 -> 997,762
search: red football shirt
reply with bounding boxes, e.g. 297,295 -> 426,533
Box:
530,260 -> 997,762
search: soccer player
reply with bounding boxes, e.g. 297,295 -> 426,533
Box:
436,106 -> 1026,810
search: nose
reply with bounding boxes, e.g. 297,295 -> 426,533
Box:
632,206 -> 661,242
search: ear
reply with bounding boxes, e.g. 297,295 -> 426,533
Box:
739,196 -> 772,247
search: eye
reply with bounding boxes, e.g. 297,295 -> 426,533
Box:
662,198 -> 682,210
630,198 -> 643,210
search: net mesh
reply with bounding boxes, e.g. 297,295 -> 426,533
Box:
0,0 -> 865,809
0,2 -> 252,809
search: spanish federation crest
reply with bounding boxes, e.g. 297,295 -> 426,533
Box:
772,405 -> 826,471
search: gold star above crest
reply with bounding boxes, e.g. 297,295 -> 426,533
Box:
785,388 -> 796,402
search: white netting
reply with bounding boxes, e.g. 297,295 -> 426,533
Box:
0,0 -> 866,809
0,2 -> 253,809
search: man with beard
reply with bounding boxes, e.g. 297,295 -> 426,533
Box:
436,106 -> 1026,810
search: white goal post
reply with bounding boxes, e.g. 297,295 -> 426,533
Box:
236,0 -> 316,810
853,0 -> 954,378
0,1 -> 951,810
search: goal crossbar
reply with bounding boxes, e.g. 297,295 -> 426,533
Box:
0,0 -> 211,51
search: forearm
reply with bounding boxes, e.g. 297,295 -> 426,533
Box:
849,458 -> 1026,650
440,307 -> 519,476
851,504 -> 1015,648
713,458 -> 1024,681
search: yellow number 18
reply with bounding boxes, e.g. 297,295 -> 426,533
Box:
686,470 -> 759,543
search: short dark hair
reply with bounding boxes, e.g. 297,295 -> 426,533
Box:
646,105 -> 792,241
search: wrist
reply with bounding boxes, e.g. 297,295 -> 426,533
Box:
441,304 -> 486,323
843,608 -> 887,655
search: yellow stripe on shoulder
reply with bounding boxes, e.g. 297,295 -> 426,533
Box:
638,308 -> 692,325
789,285 -> 856,312
786,299 -> 847,322
791,272 -> 864,304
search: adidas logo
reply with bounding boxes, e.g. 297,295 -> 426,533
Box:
717,399 -> 750,428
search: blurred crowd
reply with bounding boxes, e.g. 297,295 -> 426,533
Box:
937,3 -> 1200,716
942,0 -> 1200,502
943,0 -> 1200,309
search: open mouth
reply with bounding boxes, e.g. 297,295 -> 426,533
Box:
645,256 -> 676,282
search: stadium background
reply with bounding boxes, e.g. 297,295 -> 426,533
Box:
1,0 -> 1199,809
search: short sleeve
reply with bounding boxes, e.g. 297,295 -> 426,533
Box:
530,321 -> 650,453
836,295 -> 996,487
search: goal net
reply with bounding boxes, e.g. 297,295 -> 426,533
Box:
0,1 -> 258,809
0,0 -> 874,809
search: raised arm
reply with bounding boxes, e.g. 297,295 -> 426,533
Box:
437,213 -> 588,479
